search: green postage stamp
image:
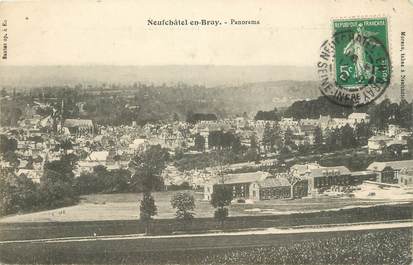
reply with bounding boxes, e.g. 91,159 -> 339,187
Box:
317,17 -> 391,107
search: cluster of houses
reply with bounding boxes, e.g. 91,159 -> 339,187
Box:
2,101 -> 413,205
142,112 -> 375,150
1,104 -> 150,182
367,124 -> 411,154
203,160 -> 413,201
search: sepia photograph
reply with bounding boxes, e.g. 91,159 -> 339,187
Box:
0,0 -> 412,264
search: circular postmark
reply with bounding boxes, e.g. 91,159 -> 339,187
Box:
317,22 -> 391,107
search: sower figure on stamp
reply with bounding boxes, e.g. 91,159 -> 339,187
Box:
343,23 -> 379,83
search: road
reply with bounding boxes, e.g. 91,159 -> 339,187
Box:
1,219 -> 411,245
0,220 -> 411,264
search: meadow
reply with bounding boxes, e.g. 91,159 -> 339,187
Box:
0,191 -> 407,223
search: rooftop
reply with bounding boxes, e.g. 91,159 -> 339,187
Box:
215,171 -> 270,185
258,177 -> 290,188
367,160 -> 413,172
368,135 -> 392,141
310,166 -> 351,178
63,119 -> 94,128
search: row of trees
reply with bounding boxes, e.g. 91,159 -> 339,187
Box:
208,131 -> 242,152
283,96 -> 363,120
254,107 -> 281,121
144,185 -> 233,233
320,123 -> 372,152
261,123 -> 282,152
282,96 -> 413,130
369,99 -> 412,130
0,135 -> 19,167
0,155 -> 79,216
260,119 -> 373,156
75,167 -> 132,195
186,112 -> 217,124
134,145 -> 233,234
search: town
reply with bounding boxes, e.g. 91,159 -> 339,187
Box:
1,84 -> 412,221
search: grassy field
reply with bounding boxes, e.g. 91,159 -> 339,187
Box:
0,191 -> 410,223
0,228 -> 411,264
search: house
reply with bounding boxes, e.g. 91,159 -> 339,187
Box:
399,170 -> 413,187
291,179 -> 309,198
318,115 -> 332,130
330,118 -> 349,128
299,118 -> 319,127
88,151 -> 109,161
395,131 -> 412,141
290,163 -> 323,178
306,166 -> 352,195
367,135 -> 393,154
75,151 -> 109,176
367,160 -> 413,184
128,138 -> 148,151
279,118 -> 299,131
203,171 -> 270,201
16,169 -> 42,183
387,124 -> 401,137
348,113 -> 370,124
203,171 -> 312,201
62,119 -> 94,136
258,177 -> 291,200
350,171 -> 378,185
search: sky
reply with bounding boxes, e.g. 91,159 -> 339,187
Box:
0,0 -> 412,66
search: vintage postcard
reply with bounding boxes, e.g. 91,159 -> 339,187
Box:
0,0 -> 412,264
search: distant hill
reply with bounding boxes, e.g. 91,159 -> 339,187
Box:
0,65 -> 318,88
0,65 -> 411,119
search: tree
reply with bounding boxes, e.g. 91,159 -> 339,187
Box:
130,145 -> 169,192
325,128 -> 342,151
0,87 -> 7,97
399,100 -> 413,129
40,157 -> 77,208
261,123 -> 281,153
130,145 -> 169,234
0,170 -> 40,216
187,113 -> 217,123
230,136 -> 242,155
245,147 -> 259,162
59,138 -> 73,155
314,126 -> 323,146
341,124 -> 357,148
3,151 -> 19,168
262,122 -> 274,153
139,192 -> 157,235
210,185 -> 233,227
194,134 -> 206,152
250,134 -> 258,150
254,107 -> 280,121
75,172 -> 101,195
170,192 -> 195,229
0,135 -> 17,155
284,127 -> 294,147
11,174 -> 40,213
102,169 -> 131,193
370,98 -> 391,130
174,147 -> 185,160
407,135 -> 413,155
355,122 -> 372,146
